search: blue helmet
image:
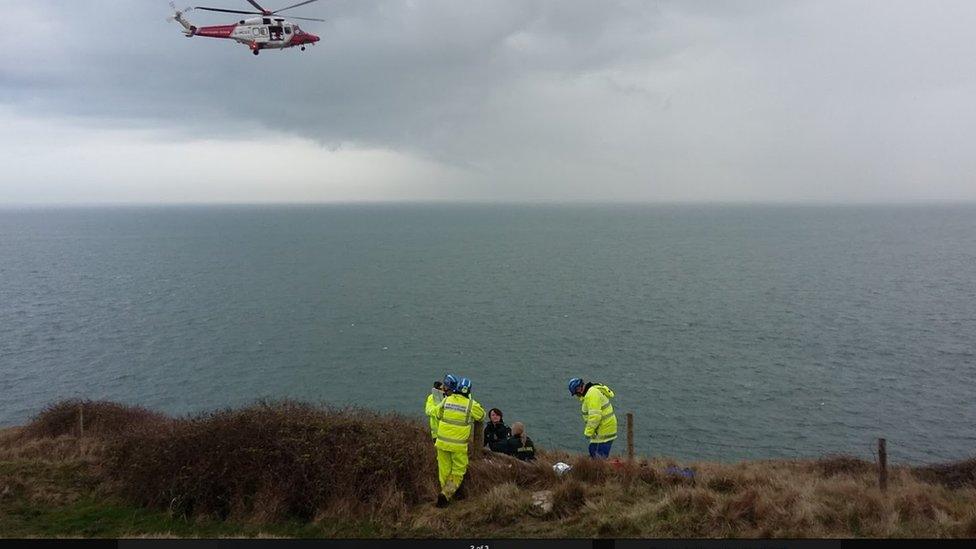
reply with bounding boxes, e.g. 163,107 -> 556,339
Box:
568,377 -> 584,396
457,377 -> 472,395
443,374 -> 459,392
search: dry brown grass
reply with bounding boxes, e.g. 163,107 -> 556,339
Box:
0,431 -> 106,463
812,454 -> 875,478
466,451 -> 559,494
455,483 -> 535,526
550,480 -> 587,518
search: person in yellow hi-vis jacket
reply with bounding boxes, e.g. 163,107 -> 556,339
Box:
568,377 -> 617,459
424,380 -> 444,441
434,375 -> 484,507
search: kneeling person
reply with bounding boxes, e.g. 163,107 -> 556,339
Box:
489,421 -> 536,461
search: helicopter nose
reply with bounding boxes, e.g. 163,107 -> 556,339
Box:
308,33 -> 320,43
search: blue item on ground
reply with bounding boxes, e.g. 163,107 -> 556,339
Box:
665,466 -> 696,479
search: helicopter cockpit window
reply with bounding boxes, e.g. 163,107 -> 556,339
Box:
284,27 -> 291,35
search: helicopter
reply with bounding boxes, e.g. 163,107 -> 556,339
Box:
169,0 -> 322,55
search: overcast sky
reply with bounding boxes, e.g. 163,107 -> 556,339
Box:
1,0 -> 974,203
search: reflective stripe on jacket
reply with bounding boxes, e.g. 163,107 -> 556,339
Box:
580,384 -> 617,443
489,435 -> 536,461
434,393 -> 485,452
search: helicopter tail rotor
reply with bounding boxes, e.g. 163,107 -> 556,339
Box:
168,1 -> 197,36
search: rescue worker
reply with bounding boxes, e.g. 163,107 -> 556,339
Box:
567,377 -> 617,459
434,376 -> 485,507
424,380 -> 445,441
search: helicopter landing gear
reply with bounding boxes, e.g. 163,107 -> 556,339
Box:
301,46 -> 306,51
252,49 -> 260,56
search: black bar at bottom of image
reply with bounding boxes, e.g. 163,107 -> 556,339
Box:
116,541 -> 591,549
617,541 -> 839,549
618,540 -> 976,549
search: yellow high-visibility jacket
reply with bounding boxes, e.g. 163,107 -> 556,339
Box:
424,389 -> 442,439
579,384 -> 617,443
434,393 -> 485,452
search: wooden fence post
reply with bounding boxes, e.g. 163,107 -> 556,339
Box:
470,421 -> 484,458
626,412 -> 634,461
878,438 -> 887,492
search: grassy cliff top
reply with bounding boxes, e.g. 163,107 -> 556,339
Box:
1,399 -> 975,539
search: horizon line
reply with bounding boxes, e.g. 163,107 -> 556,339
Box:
2,198 -> 976,209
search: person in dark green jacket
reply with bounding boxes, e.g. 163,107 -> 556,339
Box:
489,421 -> 536,461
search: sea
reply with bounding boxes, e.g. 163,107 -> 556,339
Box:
1,203 -> 974,464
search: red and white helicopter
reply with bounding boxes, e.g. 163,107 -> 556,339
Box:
169,0 -> 322,55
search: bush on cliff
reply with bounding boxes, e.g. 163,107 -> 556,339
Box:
101,401 -> 437,521
21,399 -> 168,439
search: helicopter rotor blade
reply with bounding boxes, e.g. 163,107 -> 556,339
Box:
286,15 -> 325,22
169,1 -> 194,13
273,0 -> 320,14
194,7 -> 262,15
245,0 -> 271,14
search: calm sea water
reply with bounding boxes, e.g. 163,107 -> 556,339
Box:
1,204 -> 974,463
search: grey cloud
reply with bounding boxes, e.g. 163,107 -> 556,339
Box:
3,0 -> 976,202
2,1 -> 749,140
